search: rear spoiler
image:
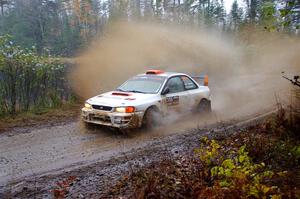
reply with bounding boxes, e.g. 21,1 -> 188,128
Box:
191,74 -> 209,86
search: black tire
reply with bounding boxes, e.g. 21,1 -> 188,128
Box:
142,107 -> 161,129
198,99 -> 212,113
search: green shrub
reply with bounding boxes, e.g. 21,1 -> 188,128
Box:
0,35 -> 73,116
195,138 -> 283,198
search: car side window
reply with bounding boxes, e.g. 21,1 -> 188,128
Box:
166,76 -> 185,93
181,76 -> 198,90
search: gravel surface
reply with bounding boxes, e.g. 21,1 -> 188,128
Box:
0,111 -> 274,198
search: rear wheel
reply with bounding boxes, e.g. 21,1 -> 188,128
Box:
198,99 -> 211,113
142,107 -> 161,129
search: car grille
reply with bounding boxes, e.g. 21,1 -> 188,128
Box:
89,114 -> 111,123
92,105 -> 113,111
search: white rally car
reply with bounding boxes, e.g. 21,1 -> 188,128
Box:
82,70 -> 211,129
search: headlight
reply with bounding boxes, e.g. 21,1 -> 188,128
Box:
115,106 -> 135,113
84,102 -> 92,109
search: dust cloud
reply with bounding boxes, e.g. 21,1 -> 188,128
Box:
70,21 -> 300,124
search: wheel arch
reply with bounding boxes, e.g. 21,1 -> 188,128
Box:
143,105 -> 159,117
199,98 -> 210,103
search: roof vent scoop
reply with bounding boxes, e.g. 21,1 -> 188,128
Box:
146,70 -> 164,75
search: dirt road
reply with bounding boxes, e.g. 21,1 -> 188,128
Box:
0,113 -> 209,185
0,110 -> 273,198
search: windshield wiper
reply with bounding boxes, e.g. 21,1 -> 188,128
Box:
126,90 -> 146,93
116,88 -> 147,93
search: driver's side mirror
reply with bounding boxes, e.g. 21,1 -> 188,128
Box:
161,87 -> 170,95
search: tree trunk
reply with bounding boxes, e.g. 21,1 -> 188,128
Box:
8,61 -> 17,115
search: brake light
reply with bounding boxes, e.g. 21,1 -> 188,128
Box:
146,70 -> 164,75
204,75 -> 209,86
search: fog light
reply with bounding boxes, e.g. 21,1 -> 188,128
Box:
114,117 -> 122,124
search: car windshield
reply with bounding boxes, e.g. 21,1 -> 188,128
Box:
117,75 -> 166,94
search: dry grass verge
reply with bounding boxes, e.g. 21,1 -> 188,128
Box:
0,103 -> 81,133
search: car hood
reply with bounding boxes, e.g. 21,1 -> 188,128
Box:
86,91 -> 156,107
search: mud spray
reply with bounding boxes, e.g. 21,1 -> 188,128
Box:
70,22 -> 300,131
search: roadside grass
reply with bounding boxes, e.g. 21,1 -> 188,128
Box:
0,102 -> 82,132
103,108 -> 300,198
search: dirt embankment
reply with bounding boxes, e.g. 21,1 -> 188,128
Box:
0,104 -> 81,134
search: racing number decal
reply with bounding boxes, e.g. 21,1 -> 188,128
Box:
166,96 -> 179,106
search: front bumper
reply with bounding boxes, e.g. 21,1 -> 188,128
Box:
81,108 -> 144,129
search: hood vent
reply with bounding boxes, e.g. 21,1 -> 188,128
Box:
111,92 -> 131,96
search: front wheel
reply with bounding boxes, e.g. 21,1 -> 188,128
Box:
142,107 -> 161,129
